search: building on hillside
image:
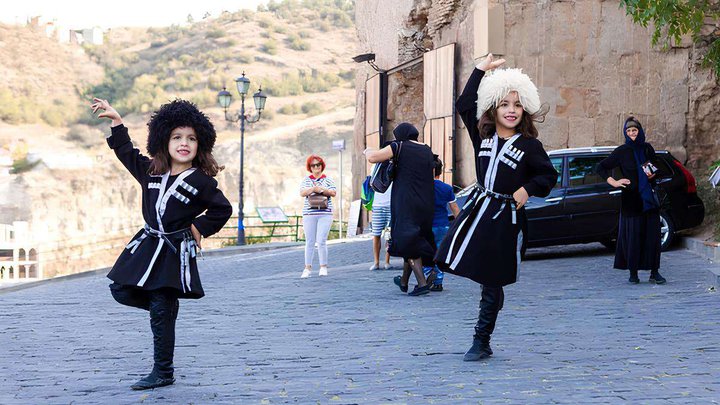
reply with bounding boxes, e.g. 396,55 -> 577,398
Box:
56,27 -> 71,44
351,0 -> 719,202
81,27 -> 104,45
68,27 -> 104,45
25,15 -> 103,45
0,222 -> 41,281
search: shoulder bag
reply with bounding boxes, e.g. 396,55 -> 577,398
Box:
370,141 -> 402,193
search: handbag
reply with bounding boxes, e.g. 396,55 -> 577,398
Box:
370,141 -> 402,193
306,180 -> 329,209
307,193 -> 328,209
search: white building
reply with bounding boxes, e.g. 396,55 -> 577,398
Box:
82,27 -> 103,45
0,221 -> 41,281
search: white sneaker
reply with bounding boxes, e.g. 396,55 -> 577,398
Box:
369,263 -> 379,271
384,263 -> 392,270
301,268 -> 311,278
319,267 -> 328,276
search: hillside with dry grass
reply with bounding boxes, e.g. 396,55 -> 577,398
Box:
0,0 -> 360,277
0,24 -> 104,126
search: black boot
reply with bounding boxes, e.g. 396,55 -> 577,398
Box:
628,269 -> 640,284
132,291 -> 179,390
131,370 -> 175,390
464,285 -> 504,361
463,337 -> 493,361
649,270 -> 667,284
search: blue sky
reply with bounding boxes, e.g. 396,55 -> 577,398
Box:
1,0 -> 268,28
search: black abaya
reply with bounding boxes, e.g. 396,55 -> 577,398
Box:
388,141 -> 436,264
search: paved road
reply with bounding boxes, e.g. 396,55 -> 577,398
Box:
1,240 -> 719,404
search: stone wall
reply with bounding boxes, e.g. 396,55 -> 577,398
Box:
686,21 -> 720,173
386,64 -> 426,141
354,0 -> 720,190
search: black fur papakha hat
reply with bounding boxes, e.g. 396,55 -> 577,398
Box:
146,99 -> 216,156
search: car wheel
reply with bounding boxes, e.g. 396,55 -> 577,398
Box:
601,238 -> 616,251
660,211 -> 674,251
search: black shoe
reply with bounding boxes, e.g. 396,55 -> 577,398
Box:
393,275 -> 408,293
649,272 -> 667,284
407,284 -> 431,296
130,372 -> 175,390
463,338 -> 492,361
628,270 -> 640,284
429,284 -> 443,292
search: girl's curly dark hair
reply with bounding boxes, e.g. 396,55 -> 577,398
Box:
146,99 -> 224,176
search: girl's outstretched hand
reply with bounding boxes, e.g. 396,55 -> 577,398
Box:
91,98 -> 123,126
476,53 -> 506,72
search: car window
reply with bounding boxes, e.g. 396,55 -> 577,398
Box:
551,157 -> 562,188
568,156 -> 606,187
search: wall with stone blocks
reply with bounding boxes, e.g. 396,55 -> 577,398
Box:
354,0 -> 719,191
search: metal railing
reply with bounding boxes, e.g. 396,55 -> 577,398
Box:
208,215 -> 347,245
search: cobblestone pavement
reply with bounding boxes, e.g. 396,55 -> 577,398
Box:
1,239 -> 719,404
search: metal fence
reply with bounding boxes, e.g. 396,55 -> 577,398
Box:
208,215 -> 347,246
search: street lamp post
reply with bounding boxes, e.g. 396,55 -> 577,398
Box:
217,72 -> 268,245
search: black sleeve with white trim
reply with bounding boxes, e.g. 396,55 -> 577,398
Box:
192,178 -> 233,238
522,140 -> 558,198
107,124 -> 152,184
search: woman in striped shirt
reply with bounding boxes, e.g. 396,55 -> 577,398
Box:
299,154 -> 337,278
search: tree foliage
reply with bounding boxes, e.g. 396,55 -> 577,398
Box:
620,0 -> 720,77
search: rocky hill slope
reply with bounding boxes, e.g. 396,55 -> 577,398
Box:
0,1 -> 359,277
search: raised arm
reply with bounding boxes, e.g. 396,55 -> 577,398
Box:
91,98 -> 151,182
456,54 -> 506,148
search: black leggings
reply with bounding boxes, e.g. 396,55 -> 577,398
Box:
110,283 -> 179,378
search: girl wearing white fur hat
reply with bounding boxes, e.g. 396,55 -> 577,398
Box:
435,54 -> 558,361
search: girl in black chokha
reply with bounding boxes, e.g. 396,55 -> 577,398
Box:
435,55 -> 558,361
91,98 -> 232,390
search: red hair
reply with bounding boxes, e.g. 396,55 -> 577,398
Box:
306,154 -> 326,172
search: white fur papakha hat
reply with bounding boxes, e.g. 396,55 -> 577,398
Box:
476,68 -> 541,120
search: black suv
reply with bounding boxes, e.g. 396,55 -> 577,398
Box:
455,146 -> 704,255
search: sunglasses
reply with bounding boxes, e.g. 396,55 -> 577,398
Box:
310,163 -> 323,168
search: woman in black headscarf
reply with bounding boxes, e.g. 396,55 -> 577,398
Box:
597,116 -> 665,284
364,123 -> 437,296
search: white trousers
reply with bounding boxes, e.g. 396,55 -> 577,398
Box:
303,214 -> 333,266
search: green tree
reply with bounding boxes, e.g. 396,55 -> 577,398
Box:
620,0 -> 720,77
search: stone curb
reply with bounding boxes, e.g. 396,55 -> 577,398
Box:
0,239 -> 362,295
681,236 -> 720,288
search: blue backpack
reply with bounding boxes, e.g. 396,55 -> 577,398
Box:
361,175 -> 375,210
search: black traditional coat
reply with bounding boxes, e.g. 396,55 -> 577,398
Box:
106,125 -> 232,299
435,68 -> 557,287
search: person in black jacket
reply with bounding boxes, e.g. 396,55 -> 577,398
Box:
596,117 -> 665,285
91,98 -> 232,390
436,54 -> 558,361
